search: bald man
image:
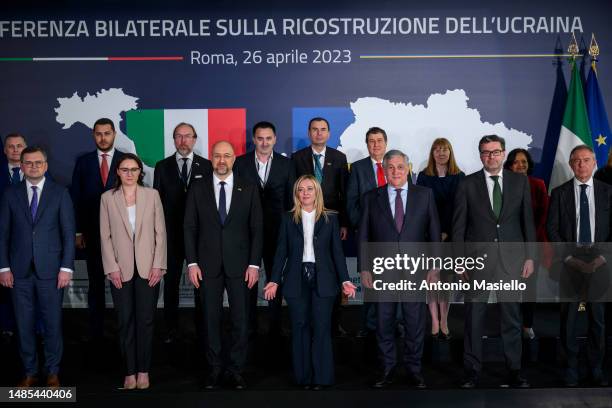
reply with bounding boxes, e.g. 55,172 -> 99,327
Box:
184,141 -> 263,390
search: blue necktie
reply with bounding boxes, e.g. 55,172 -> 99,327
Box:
30,186 -> 38,222
10,167 -> 20,185
219,181 -> 227,225
579,184 -> 591,244
313,153 -> 323,183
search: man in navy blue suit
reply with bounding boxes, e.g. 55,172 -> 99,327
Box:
70,118 -> 125,341
359,149 -> 440,389
0,146 -> 76,388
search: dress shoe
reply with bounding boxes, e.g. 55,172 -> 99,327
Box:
229,373 -> 247,390
312,384 -> 331,391
407,373 -> 426,389
372,371 -> 394,388
46,374 -> 60,388
592,375 -> 608,387
501,372 -> 529,388
460,375 -> 478,389
204,371 -> 222,390
17,376 -> 37,387
356,329 -> 374,338
301,384 -> 311,390
333,324 -> 348,338
163,329 -> 177,344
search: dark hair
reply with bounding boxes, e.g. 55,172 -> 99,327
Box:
478,134 -> 506,151
365,127 -> 387,143
113,153 -> 145,190
173,122 -> 198,139
4,133 -> 26,147
20,145 -> 47,162
504,148 -> 534,175
93,118 -> 116,132
569,144 -> 595,161
252,121 -> 276,136
308,117 -> 330,131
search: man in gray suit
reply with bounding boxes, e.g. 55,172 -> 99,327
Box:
452,135 -> 536,389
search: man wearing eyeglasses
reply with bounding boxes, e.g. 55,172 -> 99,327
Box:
70,118 -> 125,344
547,145 -> 612,387
0,146 -> 75,387
452,134 -> 536,389
153,122 -> 212,344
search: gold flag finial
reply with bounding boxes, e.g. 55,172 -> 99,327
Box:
568,31 -> 579,59
589,33 -> 600,61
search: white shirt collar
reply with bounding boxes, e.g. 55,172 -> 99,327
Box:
176,151 -> 194,161
26,176 -> 46,190
387,181 -> 408,192
483,168 -> 503,180
574,176 -> 594,188
311,146 -> 326,157
213,172 -> 234,186
97,148 -> 115,158
255,151 -> 273,164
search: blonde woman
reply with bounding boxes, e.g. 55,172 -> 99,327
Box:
264,175 -> 356,390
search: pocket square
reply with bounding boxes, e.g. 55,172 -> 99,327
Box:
194,175 -> 203,179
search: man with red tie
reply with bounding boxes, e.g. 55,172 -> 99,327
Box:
346,127 -> 388,337
70,118 -> 125,343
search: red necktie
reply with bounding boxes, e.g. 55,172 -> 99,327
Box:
100,153 -> 109,186
376,162 -> 386,187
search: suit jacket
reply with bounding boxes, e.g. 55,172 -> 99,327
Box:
70,149 -> 125,241
346,156 -> 379,229
234,151 -> 296,252
0,153 -> 9,199
153,153 -> 212,259
292,146 -> 349,227
100,186 -> 167,282
452,169 -> 536,275
271,212 -> 349,298
358,184 -> 441,271
183,173 -> 264,278
0,179 -> 76,279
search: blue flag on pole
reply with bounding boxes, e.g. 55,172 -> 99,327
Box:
586,62 -> 612,168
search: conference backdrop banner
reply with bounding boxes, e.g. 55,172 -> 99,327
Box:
2,0 -> 611,306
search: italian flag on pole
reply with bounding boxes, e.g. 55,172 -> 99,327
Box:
125,108 -> 246,168
549,60 -> 592,191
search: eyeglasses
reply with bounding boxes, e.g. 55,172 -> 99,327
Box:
479,150 -> 504,158
174,134 -> 195,140
22,160 -> 46,168
118,167 -> 141,175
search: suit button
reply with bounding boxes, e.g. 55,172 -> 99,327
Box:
496,224 -> 500,228
494,238 -> 498,242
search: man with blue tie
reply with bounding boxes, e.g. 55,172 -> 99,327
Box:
70,118 -> 125,342
0,146 -> 76,388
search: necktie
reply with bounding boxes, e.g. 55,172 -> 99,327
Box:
10,167 -> 20,185
394,188 -> 404,233
30,185 -> 38,222
100,153 -> 109,186
181,158 -> 188,186
491,175 -> 502,219
313,153 -> 323,183
579,184 -> 591,244
376,162 -> 386,187
219,181 -> 227,225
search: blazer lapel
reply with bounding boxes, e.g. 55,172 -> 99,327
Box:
401,188 -> 416,233
562,182 -> 577,242
113,189 -> 133,240
106,152 -> 121,189
89,153 -> 104,189
376,188 -> 396,232
594,181 -> 605,241
304,150 -> 315,175
222,179 -> 241,225
498,170 -> 512,221
365,161 -> 378,190
134,186 -> 146,239
33,182 -> 51,224
477,170 -> 497,221
18,183 -> 32,224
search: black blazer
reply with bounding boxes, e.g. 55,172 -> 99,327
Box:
292,146 -> 349,227
271,212 -> 349,298
233,151 -> 296,246
358,184 -> 441,271
153,153 -> 212,258
183,173 -> 264,278
70,149 -> 125,239
452,169 -> 537,275
346,156 -> 378,229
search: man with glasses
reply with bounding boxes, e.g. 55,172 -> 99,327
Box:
0,146 -> 75,387
70,118 -> 125,343
452,134 -> 536,389
153,122 -> 212,344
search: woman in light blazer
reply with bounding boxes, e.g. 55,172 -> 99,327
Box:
100,153 -> 167,390
264,175 -> 356,390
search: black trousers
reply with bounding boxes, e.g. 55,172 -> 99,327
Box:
248,251 -> 283,337
85,238 -> 106,339
163,255 -> 184,331
200,272 -> 249,374
111,275 -> 159,375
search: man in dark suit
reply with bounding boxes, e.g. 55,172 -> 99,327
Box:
547,144 -> 612,387
234,121 -> 296,339
154,122 -> 212,344
292,117 -> 349,336
0,146 -> 75,388
184,141 -> 263,390
70,118 -> 125,341
346,126 -> 388,338
452,134 -> 536,389
359,149 -> 440,389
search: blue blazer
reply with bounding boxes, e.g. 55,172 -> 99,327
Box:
0,179 -> 76,279
69,150 -> 124,238
271,211 -> 350,298
346,157 -> 379,229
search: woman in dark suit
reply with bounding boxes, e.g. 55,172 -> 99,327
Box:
504,148 -> 549,339
416,138 -> 464,340
264,175 -> 356,390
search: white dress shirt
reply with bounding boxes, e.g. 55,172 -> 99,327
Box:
573,177 -> 596,243
97,148 -> 115,166
483,169 -> 504,210
175,151 -> 194,180
302,209 -> 316,262
127,205 -> 136,236
311,146 -> 326,169
255,152 -> 273,186
7,163 -> 23,182
387,182 -> 408,218
213,173 -> 234,211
